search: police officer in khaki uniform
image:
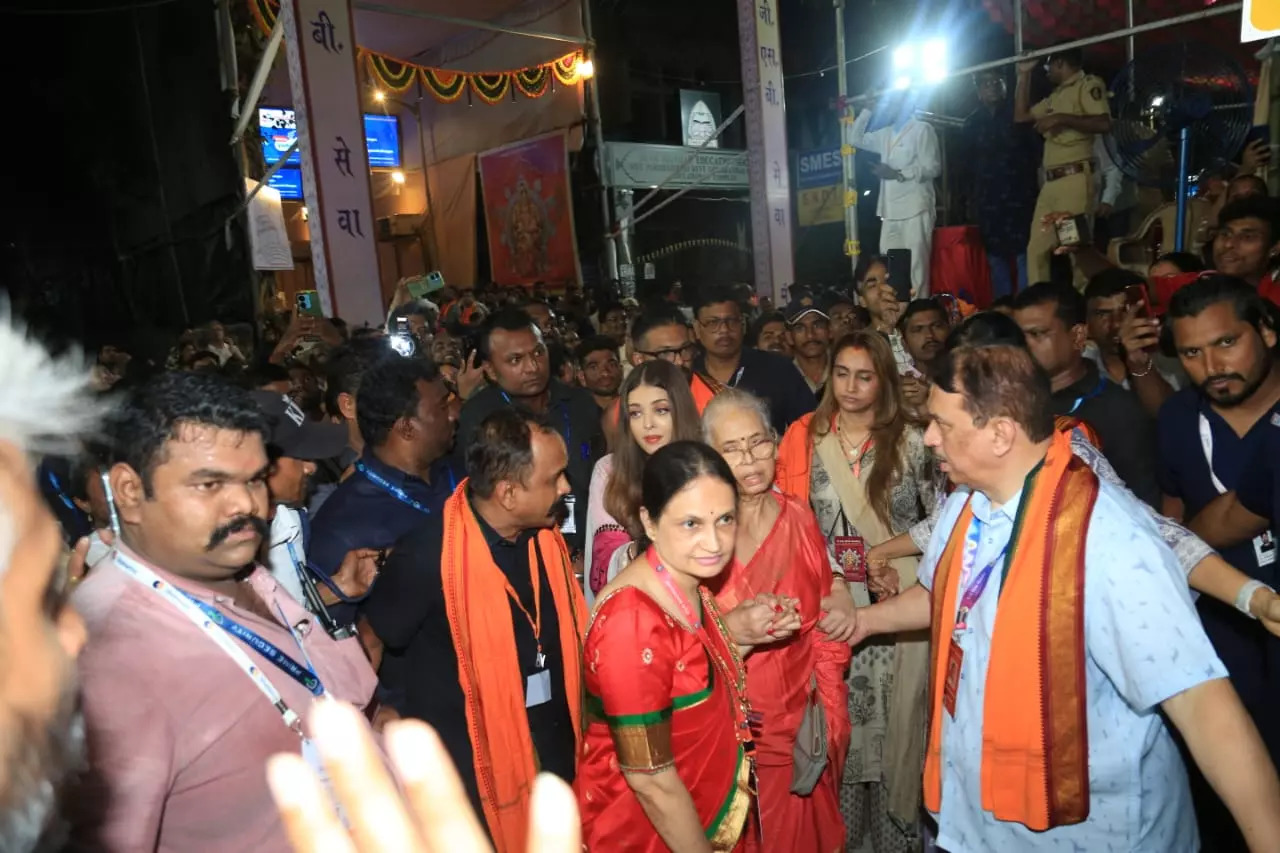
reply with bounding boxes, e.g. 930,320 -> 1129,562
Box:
1015,46 -> 1111,286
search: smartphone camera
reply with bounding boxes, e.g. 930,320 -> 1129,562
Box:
388,317 -> 417,358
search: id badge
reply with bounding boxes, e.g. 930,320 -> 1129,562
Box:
560,494 -> 577,536
525,669 -> 552,708
1254,529 -> 1276,567
833,535 -> 867,583
943,638 -> 963,718
301,736 -> 349,826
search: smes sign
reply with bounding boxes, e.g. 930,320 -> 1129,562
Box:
794,147 -> 842,227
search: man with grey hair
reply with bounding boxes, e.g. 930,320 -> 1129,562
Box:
0,312 -> 104,852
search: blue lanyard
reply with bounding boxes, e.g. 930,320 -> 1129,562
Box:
355,460 -> 453,514
183,594 -> 324,697
501,392 -> 588,461
45,469 -> 78,513
954,518 -> 1009,633
1067,374 -> 1107,415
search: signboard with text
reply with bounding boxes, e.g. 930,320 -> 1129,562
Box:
280,0 -> 383,325
794,147 -> 842,227
1242,0 -> 1280,41
602,142 -> 748,190
736,0 -> 794,302
680,90 -> 723,148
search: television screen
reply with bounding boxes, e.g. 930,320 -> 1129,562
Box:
258,107 -> 401,169
365,114 -> 401,168
260,108 -> 301,167
267,167 -> 304,201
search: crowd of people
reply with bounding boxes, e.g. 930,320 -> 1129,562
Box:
0,200 -> 1277,853
9,66 -> 1280,844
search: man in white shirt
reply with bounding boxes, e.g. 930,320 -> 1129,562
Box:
849,342 -> 1280,852
848,93 -> 941,297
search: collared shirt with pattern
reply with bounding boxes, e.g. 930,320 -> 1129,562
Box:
918,478 -> 1225,853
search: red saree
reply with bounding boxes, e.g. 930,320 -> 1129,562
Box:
577,586 -> 754,852
710,493 -> 852,853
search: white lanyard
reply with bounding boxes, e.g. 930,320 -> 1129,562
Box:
1197,413 -> 1277,566
113,550 -> 305,736
1198,413 -> 1229,494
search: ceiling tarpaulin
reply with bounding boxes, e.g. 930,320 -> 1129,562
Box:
251,0 -> 587,163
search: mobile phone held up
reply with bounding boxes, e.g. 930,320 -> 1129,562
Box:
295,290 -> 324,318
1124,283 -> 1159,353
1054,215 -> 1092,249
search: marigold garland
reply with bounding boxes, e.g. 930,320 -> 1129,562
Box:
249,0 -> 585,105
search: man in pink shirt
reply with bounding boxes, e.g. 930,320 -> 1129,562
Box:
68,371 -> 376,853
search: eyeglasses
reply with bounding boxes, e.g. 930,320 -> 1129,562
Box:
699,315 -> 744,332
638,343 -> 698,363
721,436 -> 777,464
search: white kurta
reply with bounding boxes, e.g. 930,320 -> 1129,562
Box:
849,112 -> 941,297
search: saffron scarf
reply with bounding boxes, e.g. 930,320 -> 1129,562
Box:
690,373 -> 718,415
922,428 -> 1098,831
442,482 -> 589,853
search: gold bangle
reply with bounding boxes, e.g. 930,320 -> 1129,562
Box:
1129,357 -> 1154,378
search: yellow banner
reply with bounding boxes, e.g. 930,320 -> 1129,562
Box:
797,185 -> 842,227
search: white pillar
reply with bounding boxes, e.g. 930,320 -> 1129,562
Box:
736,0 -> 795,305
281,0 -> 384,326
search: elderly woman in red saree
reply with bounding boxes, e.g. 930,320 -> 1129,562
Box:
578,441 -> 802,852
702,390 -> 853,853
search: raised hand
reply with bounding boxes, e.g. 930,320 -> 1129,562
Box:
268,700 -> 581,853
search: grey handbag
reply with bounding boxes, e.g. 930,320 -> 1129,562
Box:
790,674 -> 828,795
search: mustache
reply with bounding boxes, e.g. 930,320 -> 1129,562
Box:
1202,373 -> 1245,386
206,515 -> 268,551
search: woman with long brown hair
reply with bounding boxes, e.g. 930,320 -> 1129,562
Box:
583,360 -> 702,606
775,330 -> 943,853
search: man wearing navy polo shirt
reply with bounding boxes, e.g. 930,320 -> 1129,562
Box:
457,307 -> 605,560
309,355 -> 460,629
1157,274 -> 1280,849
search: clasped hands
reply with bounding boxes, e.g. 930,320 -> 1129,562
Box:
723,593 -> 802,650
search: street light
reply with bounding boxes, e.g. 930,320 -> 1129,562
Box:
892,39 -> 948,89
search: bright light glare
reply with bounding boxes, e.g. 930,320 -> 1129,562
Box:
390,170 -> 406,184
1150,94 -> 1166,107
300,206 -> 309,220
922,39 -> 947,82
893,75 -> 911,90
373,90 -> 386,103
893,46 -> 914,69
576,57 -> 595,79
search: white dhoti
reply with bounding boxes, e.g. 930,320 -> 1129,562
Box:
880,210 -> 936,298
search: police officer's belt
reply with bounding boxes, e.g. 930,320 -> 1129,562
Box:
1045,160 -> 1096,182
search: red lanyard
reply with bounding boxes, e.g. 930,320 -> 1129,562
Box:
647,546 -> 702,628
503,543 -> 545,668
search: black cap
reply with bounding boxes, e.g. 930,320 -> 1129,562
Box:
785,302 -> 829,324
250,391 -> 348,461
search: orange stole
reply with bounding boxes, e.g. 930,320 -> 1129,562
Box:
442,482 -> 589,853
774,413 -> 817,504
690,373 -> 717,415
1054,414 -> 1100,449
922,429 -> 1098,831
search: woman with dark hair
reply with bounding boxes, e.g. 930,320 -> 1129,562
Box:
578,441 -> 786,852
775,330 -> 943,853
702,389 -> 854,853
583,360 -> 702,605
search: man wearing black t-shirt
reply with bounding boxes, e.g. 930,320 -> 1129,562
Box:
362,409 -> 586,847
690,283 -> 817,434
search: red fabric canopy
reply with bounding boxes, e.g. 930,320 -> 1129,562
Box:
980,0 -> 1252,70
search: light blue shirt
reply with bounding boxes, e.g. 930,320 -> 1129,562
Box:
919,476 -> 1226,853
